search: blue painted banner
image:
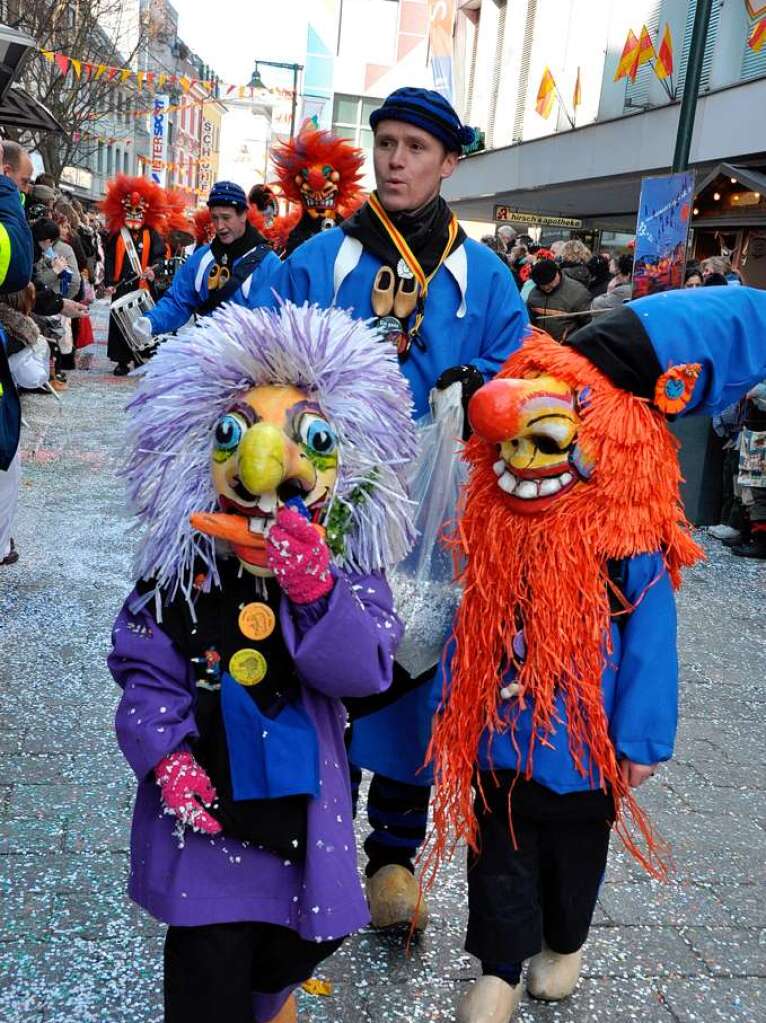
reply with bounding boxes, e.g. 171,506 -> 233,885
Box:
429,0 -> 456,104
633,171 -> 694,298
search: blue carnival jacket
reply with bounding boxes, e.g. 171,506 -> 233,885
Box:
147,242 -> 280,336
443,551 -> 678,793
252,226 -> 529,784
0,175 -> 33,293
250,227 -> 529,417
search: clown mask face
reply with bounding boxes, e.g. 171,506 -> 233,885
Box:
122,192 -> 148,231
192,385 -> 338,574
296,164 -> 340,220
468,375 -> 593,513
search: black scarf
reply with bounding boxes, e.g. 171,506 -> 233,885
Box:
210,222 -> 266,265
341,193 -> 465,277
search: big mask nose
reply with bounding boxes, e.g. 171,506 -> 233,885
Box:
237,422 -> 315,496
468,379 -> 526,443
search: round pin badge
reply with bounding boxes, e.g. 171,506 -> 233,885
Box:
397,258 -> 414,280
238,602 -> 276,641
229,648 -> 268,686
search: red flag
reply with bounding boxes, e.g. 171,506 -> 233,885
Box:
614,29 -> 640,81
655,24 -> 674,79
637,25 -> 656,71
53,52 -> 70,76
535,67 -> 556,118
748,17 -> 766,52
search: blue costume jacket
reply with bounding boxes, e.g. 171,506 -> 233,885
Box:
433,552 -> 677,794
147,242 -> 280,336
253,225 -> 529,783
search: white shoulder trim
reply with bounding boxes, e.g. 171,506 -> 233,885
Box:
332,236 -> 364,306
443,244 -> 468,319
195,249 -> 215,293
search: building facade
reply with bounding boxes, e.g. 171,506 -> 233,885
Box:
442,0 -> 766,278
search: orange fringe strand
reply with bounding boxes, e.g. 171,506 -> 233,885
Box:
423,331 -> 703,889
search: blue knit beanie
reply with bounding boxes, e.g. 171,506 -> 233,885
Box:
369,87 -> 475,153
207,181 -> 248,210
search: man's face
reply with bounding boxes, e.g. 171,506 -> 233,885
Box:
373,120 -> 458,214
539,272 -> 561,294
210,206 -> 247,245
4,152 -> 33,193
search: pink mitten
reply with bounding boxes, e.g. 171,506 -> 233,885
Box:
155,751 -> 222,834
266,506 -> 334,604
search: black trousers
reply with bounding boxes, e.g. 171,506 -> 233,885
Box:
164,921 -> 343,1023
466,775 -> 614,965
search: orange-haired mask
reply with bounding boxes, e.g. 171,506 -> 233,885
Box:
468,375 -> 594,513
121,191 -> 148,231
296,164 -> 340,221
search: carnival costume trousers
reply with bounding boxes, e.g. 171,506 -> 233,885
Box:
466,775 -> 614,967
348,765 -> 431,877
164,921 -> 342,1022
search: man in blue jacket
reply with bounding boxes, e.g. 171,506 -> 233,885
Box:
252,88 -> 529,930
134,181 -> 280,343
0,140 -> 34,566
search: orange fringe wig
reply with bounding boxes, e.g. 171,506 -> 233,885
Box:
425,330 -> 703,885
192,207 -> 214,246
164,188 -> 194,240
270,125 -> 365,210
101,175 -> 168,235
247,204 -> 302,252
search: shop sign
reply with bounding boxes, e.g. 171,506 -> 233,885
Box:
494,206 -> 582,228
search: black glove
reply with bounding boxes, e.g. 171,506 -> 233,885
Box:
435,364 -> 485,439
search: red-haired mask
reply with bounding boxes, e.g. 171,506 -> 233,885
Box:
122,191 -> 148,231
296,164 -> 340,222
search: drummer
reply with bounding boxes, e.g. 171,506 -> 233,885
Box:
134,182 -> 280,345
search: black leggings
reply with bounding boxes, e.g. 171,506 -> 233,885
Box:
466,774 -> 614,965
164,921 -> 342,1023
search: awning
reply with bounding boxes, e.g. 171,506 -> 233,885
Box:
0,84 -> 64,134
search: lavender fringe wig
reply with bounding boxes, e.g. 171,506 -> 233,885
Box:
121,301 -> 417,606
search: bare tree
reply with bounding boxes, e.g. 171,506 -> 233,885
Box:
2,0 -> 149,182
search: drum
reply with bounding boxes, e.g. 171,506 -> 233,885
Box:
110,289 -> 156,365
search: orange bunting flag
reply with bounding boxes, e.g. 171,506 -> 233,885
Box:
54,52 -> 70,75
614,29 -> 640,81
535,67 -> 557,119
179,76 -> 192,93
748,17 -> 766,52
637,25 -> 656,70
573,66 -> 582,108
654,23 -> 674,79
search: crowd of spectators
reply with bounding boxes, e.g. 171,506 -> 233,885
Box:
0,140 -> 106,568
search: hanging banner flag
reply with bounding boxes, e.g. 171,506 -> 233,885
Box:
150,94 -> 169,187
573,66 -> 582,109
746,2 -> 766,18
637,25 -> 657,70
535,67 -> 557,118
428,0 -> 456,104
54,53 -> 70,75
614,29 -> 640,81
748,17 -> 766,51
654,24 -> 674,79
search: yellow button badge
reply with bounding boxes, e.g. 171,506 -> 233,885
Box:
229,648 -> 268,687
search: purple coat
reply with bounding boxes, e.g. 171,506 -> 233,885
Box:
109,570 -> 402,941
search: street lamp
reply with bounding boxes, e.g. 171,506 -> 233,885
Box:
248,60 -> 304,138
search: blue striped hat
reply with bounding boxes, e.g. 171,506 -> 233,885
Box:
369,87 -> 475,153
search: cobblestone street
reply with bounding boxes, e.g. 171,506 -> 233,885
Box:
0,308 -> 764,1022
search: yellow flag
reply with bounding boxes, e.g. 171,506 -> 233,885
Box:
573,66 -> 582,108
95,64 -> 107,79
535,67 -> 556,119
136,71 -> 145,90
120,68 -> 133,83
41,50 -> 54,62
70,58 -> 82,79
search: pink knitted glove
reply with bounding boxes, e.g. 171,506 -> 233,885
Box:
266,506 -> 334,604
154,751 -> 222,835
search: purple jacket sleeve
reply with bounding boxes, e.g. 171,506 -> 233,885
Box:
279,570 -> 402,700
108,593 -> 198,780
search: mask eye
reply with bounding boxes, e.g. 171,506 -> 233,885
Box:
298,414 -> 337,456
322,165 -> 332,177
214,413 -> 245,453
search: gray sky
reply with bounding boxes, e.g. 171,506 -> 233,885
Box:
170,0 -> 311,88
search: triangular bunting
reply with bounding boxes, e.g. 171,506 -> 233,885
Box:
54,52 -> 70,75
70,58 -> 82,79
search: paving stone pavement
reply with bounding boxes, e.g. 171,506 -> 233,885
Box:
0,307 -> 764,1022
